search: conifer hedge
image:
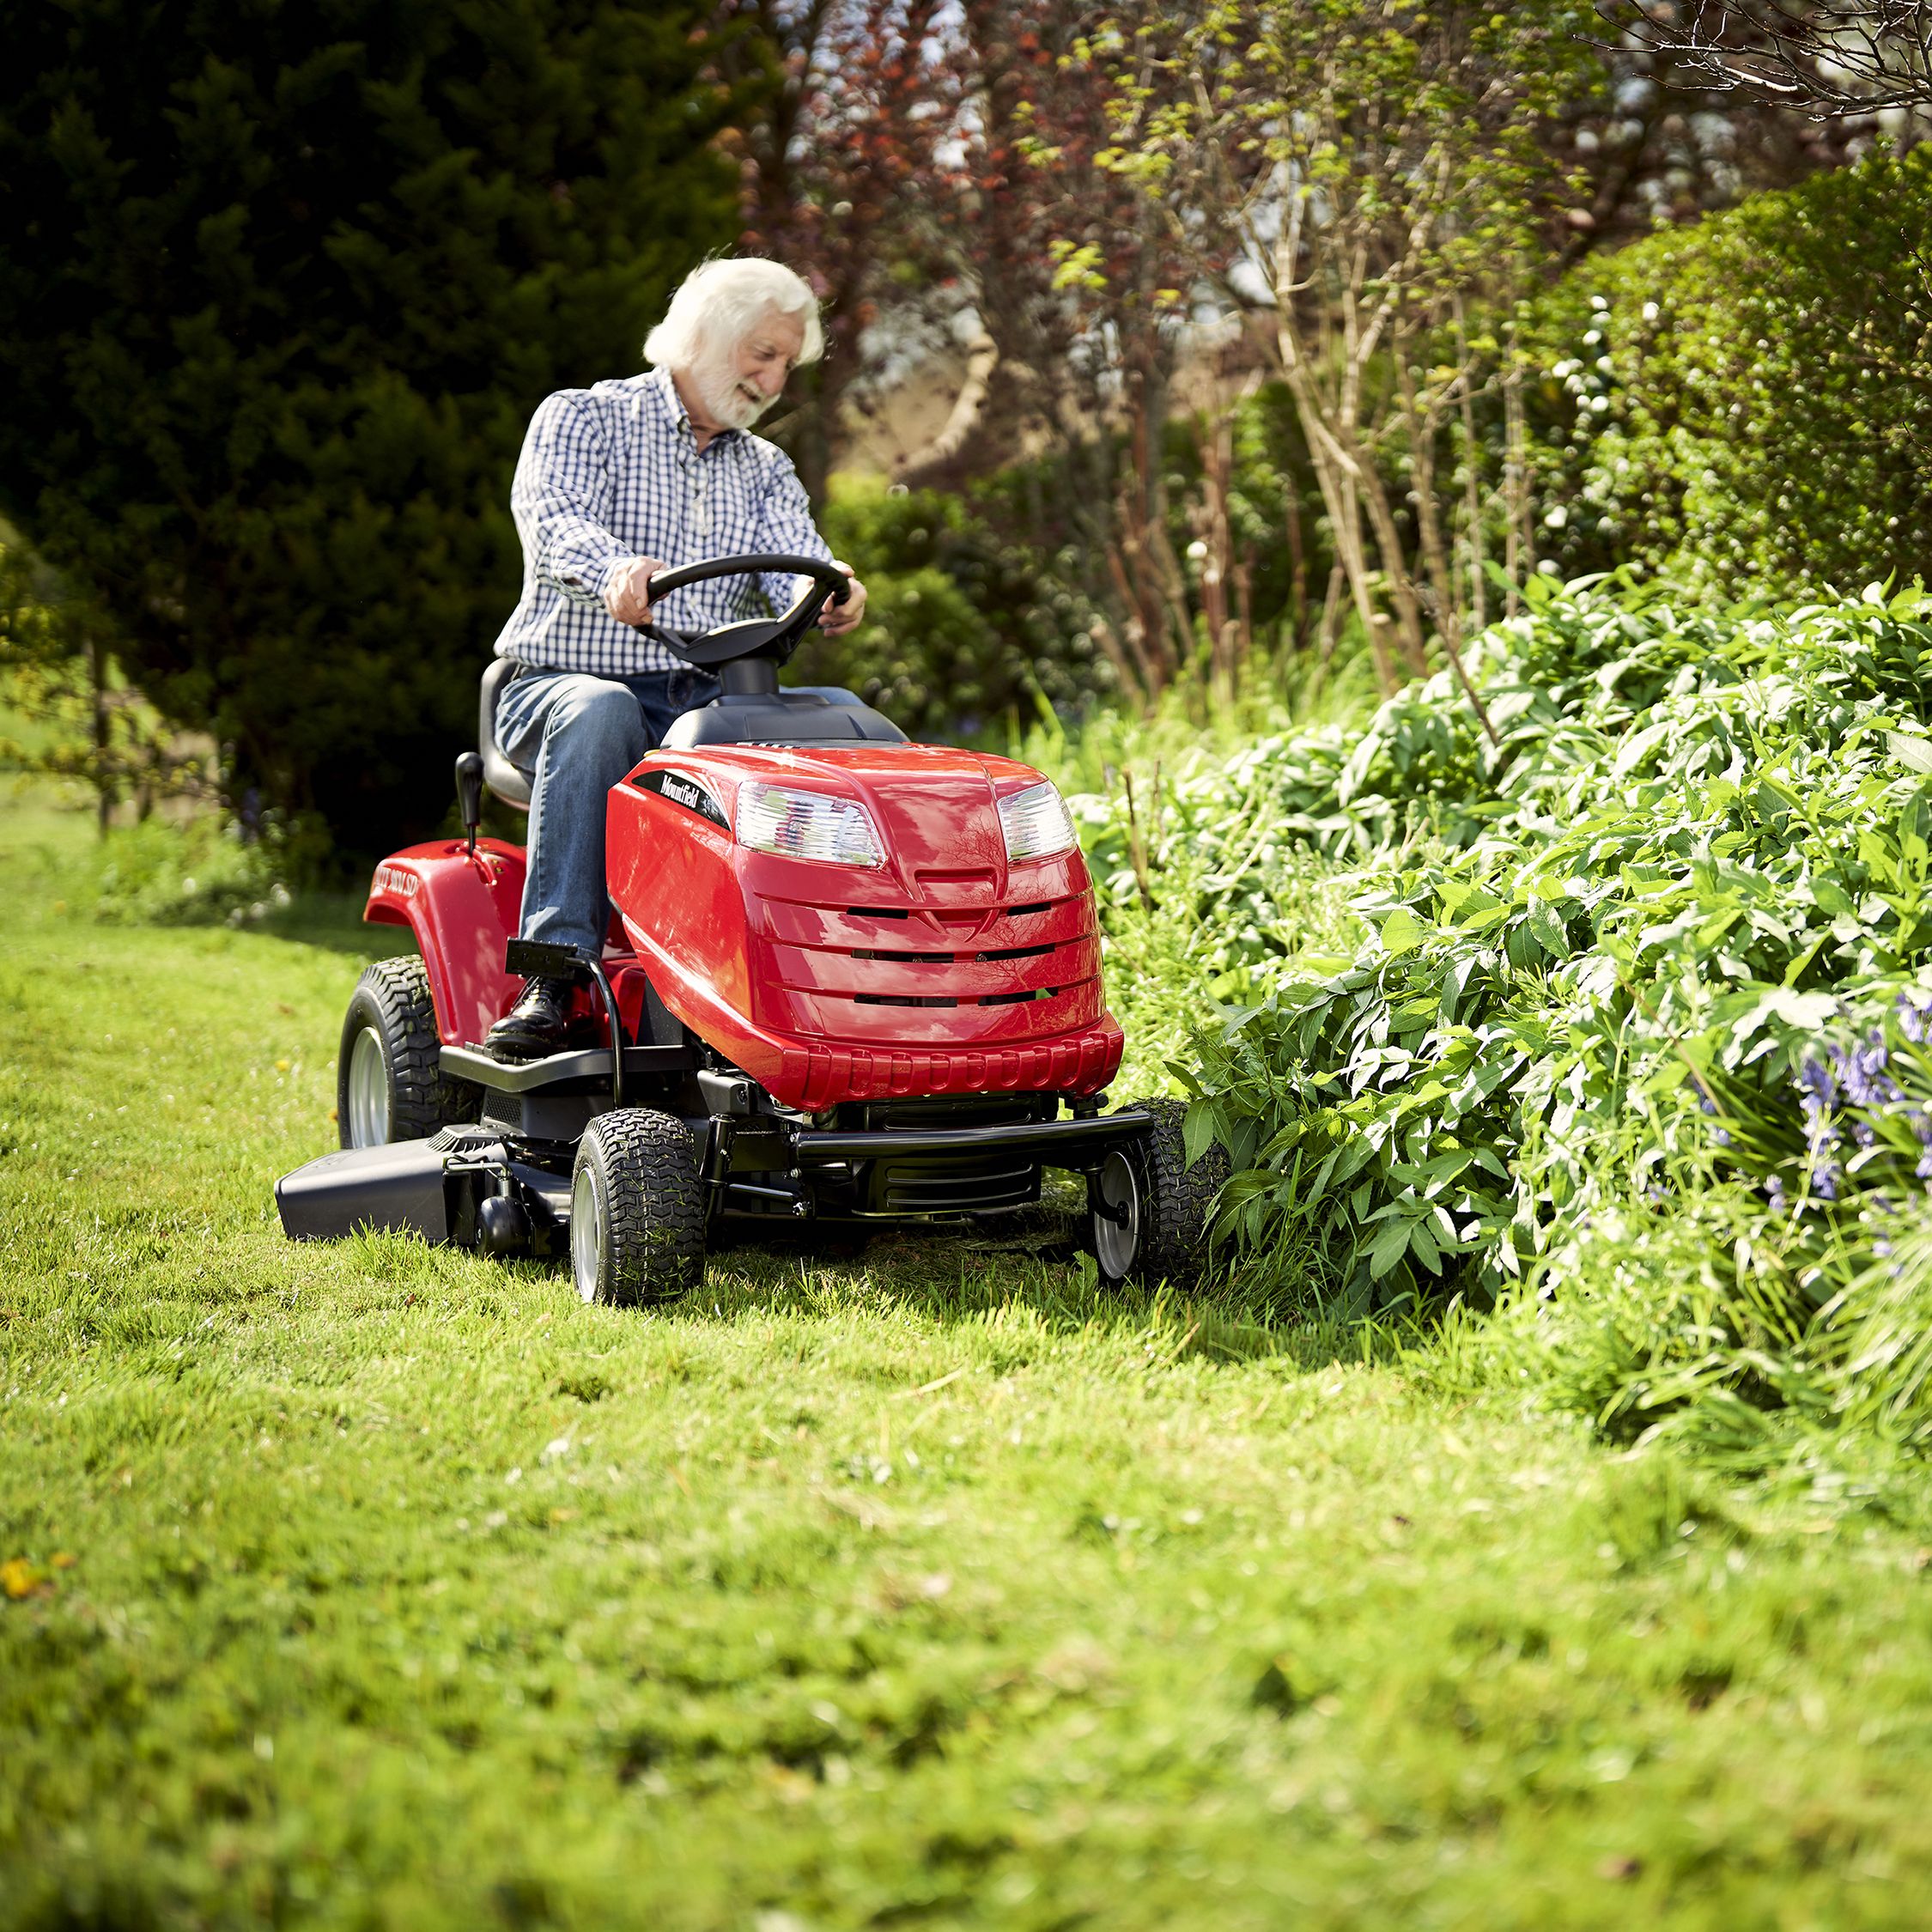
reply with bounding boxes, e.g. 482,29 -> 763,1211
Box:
0,1 -> 742,854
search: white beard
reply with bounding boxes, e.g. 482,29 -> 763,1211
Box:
691,349 -> 773,431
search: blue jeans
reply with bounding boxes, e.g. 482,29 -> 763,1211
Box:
494,665 -> 720,957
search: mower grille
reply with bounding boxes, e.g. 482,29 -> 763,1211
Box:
756,886 -> 1108,1055
854,1091 -> 1051,1215
866,1151 -> 1042,1216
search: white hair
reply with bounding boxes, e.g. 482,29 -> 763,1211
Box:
643,258 -> 824,370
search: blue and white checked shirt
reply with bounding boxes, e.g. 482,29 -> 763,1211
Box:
492,365 -> 833,676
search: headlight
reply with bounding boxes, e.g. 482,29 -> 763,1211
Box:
735,781 -> 884,868
997,781 -> 1078,863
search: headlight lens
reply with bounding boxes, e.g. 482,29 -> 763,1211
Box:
997,781 -> 1078,863
735,781 -> 884,868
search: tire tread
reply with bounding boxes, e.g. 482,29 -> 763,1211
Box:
337,956 -> 479,1145
1133,1096 -> 1229,1288
577,1109 -> 707,1306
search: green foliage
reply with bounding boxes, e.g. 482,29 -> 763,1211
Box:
799,479 -> 1111,739
85,813 -> 303,929
1060,570 -> 1932,1502
1522,148 -> 1932,595
1419,1181 -> 1932,1508
1077,580 -> 1929,1303
0,544 -> 216,821
810,382 -> 1343,749
0,0 -> 743,855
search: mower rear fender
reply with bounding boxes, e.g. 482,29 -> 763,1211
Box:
364,839 -> 526,1047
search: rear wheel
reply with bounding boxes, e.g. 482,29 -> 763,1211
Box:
337,957 -> 478,1149
1088,1097 -> 1227,1289
571,1109 -> 707,1307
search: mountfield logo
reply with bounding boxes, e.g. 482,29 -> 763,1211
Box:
374,864 -> 419,898
641,769 -> 728,828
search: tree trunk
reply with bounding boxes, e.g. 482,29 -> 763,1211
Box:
1502,361 -> 1533,616
86,632 -> 112,835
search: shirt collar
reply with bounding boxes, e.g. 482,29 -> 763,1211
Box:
643,364 -> 740,451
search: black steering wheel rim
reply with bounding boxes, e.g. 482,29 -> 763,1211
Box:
642,552 -> 851,668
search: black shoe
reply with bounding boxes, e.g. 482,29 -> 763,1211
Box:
485,975 -> 574,1060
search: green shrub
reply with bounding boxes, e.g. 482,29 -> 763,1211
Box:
1061,572 -> 1932,1501
796,480 -> 1112,741
1073,577 -> 1932,1303
1521,149 -> 1932,594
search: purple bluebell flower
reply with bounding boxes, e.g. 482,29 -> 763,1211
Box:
1797,1054 -> 1839,1116
1814,1162 -> 1841,1203
1766,1174 -> 1789,1212
1843,1033 -> 1902,1108
1899,993 -> 1929,1045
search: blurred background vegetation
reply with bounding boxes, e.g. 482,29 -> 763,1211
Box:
5,0 -> 1927,861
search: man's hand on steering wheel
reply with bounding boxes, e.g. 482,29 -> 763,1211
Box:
817,562 -> 866,637
605,556 -> 665,629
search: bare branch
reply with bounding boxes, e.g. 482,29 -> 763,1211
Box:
1597,0 -> 1932,116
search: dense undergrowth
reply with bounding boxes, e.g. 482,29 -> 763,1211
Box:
1068,574 -> 1932,1514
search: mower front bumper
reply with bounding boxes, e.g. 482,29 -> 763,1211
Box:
790,1109 -> 1154,1170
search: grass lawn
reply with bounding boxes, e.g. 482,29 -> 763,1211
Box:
4,787 -> 1932,1929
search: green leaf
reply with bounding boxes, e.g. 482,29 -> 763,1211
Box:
1380,908 -> 1425,957
1366,1217 -> 1413,1280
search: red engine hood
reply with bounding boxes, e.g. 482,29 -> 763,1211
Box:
605,740 -> 1125,1107
645,743 -> 1035,906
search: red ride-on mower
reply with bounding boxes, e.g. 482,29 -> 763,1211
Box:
275,554 -> 1225,1303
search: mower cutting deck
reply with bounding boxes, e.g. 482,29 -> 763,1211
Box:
276,553 -> 1225,1303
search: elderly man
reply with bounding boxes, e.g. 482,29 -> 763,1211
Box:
485,257 -> 867,1059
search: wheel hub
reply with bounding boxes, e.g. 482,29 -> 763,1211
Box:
571,1163 -> 605,1303
1092,1148 -> 1141,1282
345,1025 -> 390,1148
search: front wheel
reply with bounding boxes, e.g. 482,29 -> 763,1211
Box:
570,1109 -> 707,1307
337,956 -> 478,1149
1088,1097 -> 1227,1289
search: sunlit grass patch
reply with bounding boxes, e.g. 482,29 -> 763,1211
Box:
6,785 -> 1932,1926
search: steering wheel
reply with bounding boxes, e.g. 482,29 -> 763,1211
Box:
640,553 -> 852,669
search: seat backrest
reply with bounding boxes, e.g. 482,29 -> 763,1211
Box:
658,687 -> 907,751
479,659 -> 532,811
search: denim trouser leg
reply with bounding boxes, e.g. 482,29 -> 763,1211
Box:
493,666 -> 719,957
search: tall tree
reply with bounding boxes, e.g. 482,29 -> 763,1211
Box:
713,0 -> 955,504
1085,0 -> 1595,694
0,0 -> 746,855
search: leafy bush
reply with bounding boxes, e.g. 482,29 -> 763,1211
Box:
1072,577 -> 1932,1298
798,480 -> 1112,741
1057,572 -> 1932,1500
1521,149 -> 1932,596
95,814 -> 302,927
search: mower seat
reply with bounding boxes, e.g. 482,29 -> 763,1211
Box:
479,657 -> 532,811
659,687 -> 907,751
